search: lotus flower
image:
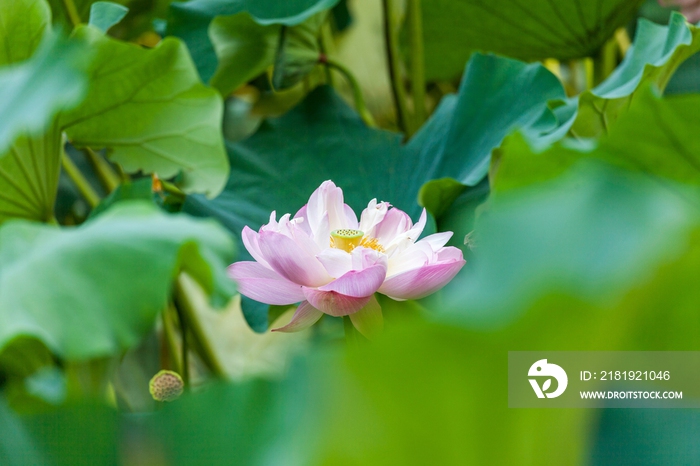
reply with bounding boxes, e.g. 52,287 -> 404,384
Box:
228,181 -> 465,338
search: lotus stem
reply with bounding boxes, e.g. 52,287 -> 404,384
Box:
382,0 -> 412,135
323,57 -> 377,127
61,152 -> 100,208
61,0 -> 81,27
407,0 -> 426,127
85,148 -> 120,193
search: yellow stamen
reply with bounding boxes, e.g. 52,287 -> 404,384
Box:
359,236 -> 385,253
330,229 -> 364,252
330,229 -> 385,253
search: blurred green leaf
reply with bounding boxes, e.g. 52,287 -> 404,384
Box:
314,281 -> 700,465
0,338 -> 64,413
167,0 -> 339,81
494,87 -> 700,195
24,367 -> 67,405
440,161 -> 700,324
0,128 -> 63,224
0,33 -> 89,156
88,1 -> 129,32
410,53 -> 573,214
422,0 -> 644,80
272,13 -> 325,90
418,178 -> 467,220
208,13 -> 280,96
61,26 -> 229,198
0,398 -> 47,465
666,52 -> 700,95
594,13 -> 698,98
592,409 -> 700,465
573,12 -> 700,137
149,378 -> 314,466
0,338 -> 54,379
312,322 -> 593,465
491,131 -> 585,193
0,0 -> 88,155
410,53 -> 573,218
5,304 -> 700,466
435,178 -> 490,252
601,87 -> 700,185
24,402 -> 119,466
88,177 -> 154,219
0,0 -> 51,65
0,0 -> 66,225
2,375 -> 314,466
0,201 -> 236,361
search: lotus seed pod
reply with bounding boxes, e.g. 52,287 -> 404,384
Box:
149,370 -> 184,402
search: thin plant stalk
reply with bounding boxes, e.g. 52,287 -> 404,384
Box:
85,148 -> 120,193
61,152 -> 100,208
382,0 -> 412,135
174,275 -> 227,378
162,305 -> 182,374
61,0 -> 81,27
319,22 -> 336,87
173,300 -> 190,388
324,58 -> 377,127
406,0 -> 426,127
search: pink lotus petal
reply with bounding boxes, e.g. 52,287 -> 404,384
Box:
351,247 -> 387,271
344,204 -> 359,230
258,231 -> 331,287
317,248 -> 353,278
373,207 -> 411,245
349,295 -> 383,339
419,232 -> 453,251
378,258 -> 465,300
359,199 -> 389,234
228,262 -> 305,305
294,205 -> 314,238
288,223 -> 323,255
241,226 -> 271,269
314,213 -> 331,249
317,247 -> 387,279
437,246 -> 464,261
386,245 -> 430,277
261,211 -> 278,231
261,211 -> 295,236
318,264 -> 386,297
350,246 -> 387,270
271,301 -> 323,333
295,204 -> 333,243
294,204 -> 307,220
405,208 -> 427,242
306,183 -> 332,232
307,180 -> 349,233
302,288 -> 371,316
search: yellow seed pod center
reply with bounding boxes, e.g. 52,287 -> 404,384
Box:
330,229 -> 364,252
149,370 -> 184,402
